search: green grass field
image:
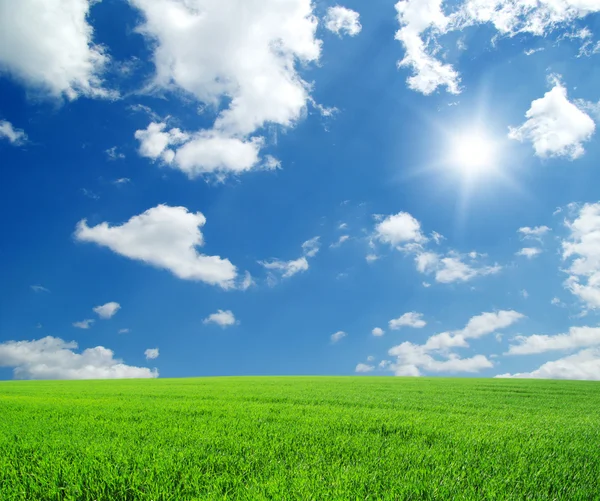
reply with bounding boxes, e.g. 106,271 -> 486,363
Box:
1,377 -> 599,500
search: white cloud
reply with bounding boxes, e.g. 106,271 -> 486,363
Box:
0,0 -> 111,99
434,256 -> 501,283
240,271 -> 255,291
520,289 -> 529,299
375,213 -> 500,284
134,122 -> 189,162
331,331 -> 347,343
118,328 -> 130,334
93,302 -> 121,320
518,225 -> 551,239
113,178 -> 131,185
366,254 -> 379,263
372,327 -> 385,337
0,120 -> 27,145
260,237 -> 320,284
516,247 -> 542,258
431,231 -> 444,244
0,336 -> 157,380
302,236 -> 321,258
525,47 -> 544,56
261,256 -> 309,280
509,79 -> 595,159
389,312 -> 426,330
73,319 -> 94,329
422,331 -> 469,351
415,252 -> 439,273
30,285 -> 50,293
456,1 -> 600,37
387,310 -> 523,376
106,147 -> 125,160
389,342 -> 493,376
355,363 -> 374,373
129,0 -> 322,176
414,250 -> 500,284
457,310 -> 524,340
75,204 -> 237,289
497,348 -> 600,380
394,0 -> 460,95
375,212 -> 425,247
395,0 -> 600,95
144,348 -> 159,360
562,202 -> 600,310
324,6 -> 362,37
134,123 -> 272,180
507,326 -> 600,355
173,132 -> 264,178
367,355 -> 375,362
330,235 -> 350,248
203,310 -> 237,328
338,223 -> 348,230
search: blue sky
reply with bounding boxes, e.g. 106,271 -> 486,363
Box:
2,0 -> 600,380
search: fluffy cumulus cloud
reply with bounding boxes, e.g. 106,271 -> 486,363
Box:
331,331 -> 347,343
458,310 -> 524,339
387,310 -> 523,376
135,122 -> 189,163
324,6 -> 362,37
129,0 -> 322,176
144,348 -> 159,360
355,363 -> 374,373
0,120 -> 27,145
203,309 -> 237,328
0,0 -> 111,99
497,349 -> 600,380
507,326 -> 600,355
134,123 -> 266,178
372,327 -> 385,337
389,312 -> 426,330
394,0 -> 460,95
509,79 -> 596,159
75,204 -> 238,289
93,302 -> 121,319
562,202 -> 600,310
394,0 -> 600,95
375,212 -> 425,247
375,211 -> 501,283
0,337 -> 158,380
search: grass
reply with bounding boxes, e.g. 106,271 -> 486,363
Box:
0,376 -> 599,500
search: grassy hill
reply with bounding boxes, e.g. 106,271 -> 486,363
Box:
1,376 -> 599,500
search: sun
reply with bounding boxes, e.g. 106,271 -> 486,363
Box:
449,131 -> 497,177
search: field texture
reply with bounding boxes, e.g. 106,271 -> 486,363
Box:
0,377 -> 599,500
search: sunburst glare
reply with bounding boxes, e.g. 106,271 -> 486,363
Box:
450,131 -> 497,178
